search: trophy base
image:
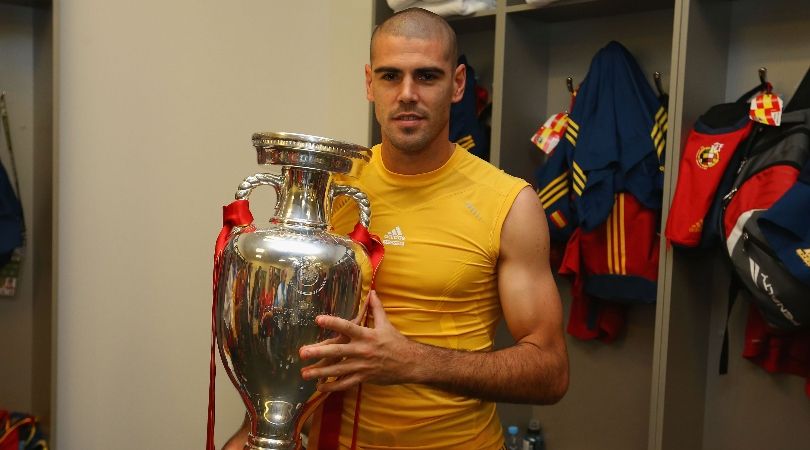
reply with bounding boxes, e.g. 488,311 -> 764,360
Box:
245,434 -> 297,450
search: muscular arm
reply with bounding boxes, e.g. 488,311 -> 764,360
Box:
412,187 -> 569,403
300,187 -> 569,404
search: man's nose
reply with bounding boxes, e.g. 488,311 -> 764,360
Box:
398,77 -> 418,103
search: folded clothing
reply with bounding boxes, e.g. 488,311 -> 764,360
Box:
388,0 -> 450,10
387,0 -> 495,16
525,0 -> 561,6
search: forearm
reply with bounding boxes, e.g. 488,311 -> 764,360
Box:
407,338 -> 568,404
222,413 -> 250,450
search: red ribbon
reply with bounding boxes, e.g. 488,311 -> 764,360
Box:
207,200 -> 384,450
318,223 -> 385,450
347,222 -> 385,290
208,200 -> 254,450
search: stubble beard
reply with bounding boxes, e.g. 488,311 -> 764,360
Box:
387,127 -> 434,154
381,108 -> 447,155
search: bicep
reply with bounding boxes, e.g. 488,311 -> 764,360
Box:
497,187 -> 565,348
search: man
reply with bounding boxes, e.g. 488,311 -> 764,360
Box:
225,8 -> 568,449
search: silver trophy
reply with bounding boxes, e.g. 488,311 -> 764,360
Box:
216,132 -> 372,450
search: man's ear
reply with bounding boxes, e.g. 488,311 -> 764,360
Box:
451,63 -> 466,104
365,64 -> 374,102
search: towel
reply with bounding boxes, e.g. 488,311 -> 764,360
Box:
387,0 -> 495,16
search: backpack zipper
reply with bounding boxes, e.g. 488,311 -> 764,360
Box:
741,230 -> 781,260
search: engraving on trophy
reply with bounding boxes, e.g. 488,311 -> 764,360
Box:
263,400 -> 294,425
293,259 -> 327,295
270,304 -> 318,329
299,263 -> 320,286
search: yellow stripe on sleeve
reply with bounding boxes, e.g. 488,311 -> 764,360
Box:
537,172 -> 568,198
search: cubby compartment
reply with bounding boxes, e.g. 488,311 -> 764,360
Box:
497,4 -> 675,184
656,1 -> 810,449
496,5 -> 675,450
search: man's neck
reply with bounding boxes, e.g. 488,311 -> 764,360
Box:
380,138 -> 455,175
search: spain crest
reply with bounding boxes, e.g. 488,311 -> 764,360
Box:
696,142 -> 723,169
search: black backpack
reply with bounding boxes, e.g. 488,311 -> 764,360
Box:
721,109 -> 810,331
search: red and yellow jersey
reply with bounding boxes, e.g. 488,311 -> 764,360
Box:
323,143 -> 527,449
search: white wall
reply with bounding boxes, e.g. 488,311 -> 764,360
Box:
55,1 -> 372,448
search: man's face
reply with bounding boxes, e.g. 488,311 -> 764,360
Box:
365,33 -> 465,154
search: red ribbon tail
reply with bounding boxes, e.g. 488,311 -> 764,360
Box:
208,200 -> 254,450
348,223 -> 385,289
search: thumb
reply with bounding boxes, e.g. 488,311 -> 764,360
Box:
368,290 -> 388,327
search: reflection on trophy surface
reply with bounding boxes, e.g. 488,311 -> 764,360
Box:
216,132 -> 372,450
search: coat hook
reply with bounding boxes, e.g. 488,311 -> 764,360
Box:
653,71 -> 665,97
759,67 -> 768,84
566,76 -> 574,94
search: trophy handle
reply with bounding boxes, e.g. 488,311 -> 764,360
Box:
234,172 -> 283,212
329,184 -> 371,229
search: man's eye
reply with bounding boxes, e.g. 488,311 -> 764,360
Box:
417,73 -> 436,81
381,73 -> 397,81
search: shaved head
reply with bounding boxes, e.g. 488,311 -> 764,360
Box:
370,8 -> 458,66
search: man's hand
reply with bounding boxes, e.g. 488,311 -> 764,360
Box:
221,413 -> 249,450
299,290 -> 417,391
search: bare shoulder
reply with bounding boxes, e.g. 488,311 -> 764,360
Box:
500,186 -> 550,262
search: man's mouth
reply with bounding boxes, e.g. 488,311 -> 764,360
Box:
393,113 -> 425,125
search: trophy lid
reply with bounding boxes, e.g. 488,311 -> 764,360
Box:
252,131 -> 372,177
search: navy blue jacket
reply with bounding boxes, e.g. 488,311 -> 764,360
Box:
536,41 -> 666,239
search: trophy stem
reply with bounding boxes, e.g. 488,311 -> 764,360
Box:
245,433 -> 297,450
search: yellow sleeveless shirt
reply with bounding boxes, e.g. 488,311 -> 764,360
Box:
326,144 -> 528,449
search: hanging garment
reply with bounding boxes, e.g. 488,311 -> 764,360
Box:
387,0 -> 495,16
0,411 -> 48,450
568,41 -> 666,230
451,55 -> 490,160
535,41 -> 666,236
560,193 -> 659,341
742,306 -> 810,398
535,42 -> 665,341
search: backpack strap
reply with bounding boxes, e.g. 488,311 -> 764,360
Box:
719,270 -> 743,375
785,66 -> 810,112
735,82 -> 769,104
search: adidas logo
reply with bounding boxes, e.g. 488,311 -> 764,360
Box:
797,248 -> 810,268
465,201 -> 482,221
383,226 -> 406,246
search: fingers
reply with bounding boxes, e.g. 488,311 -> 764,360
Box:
298,297 -> 376,361
300,355 -> 341,372
316,373 -> 365,393
308,334 -> 348,348
317,314 -> 368,339
353,300 -> 368,325
297,290 -> 388,391
303,358 -> 367,385
299,341 -> 354,361
367,290 -> 388,327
